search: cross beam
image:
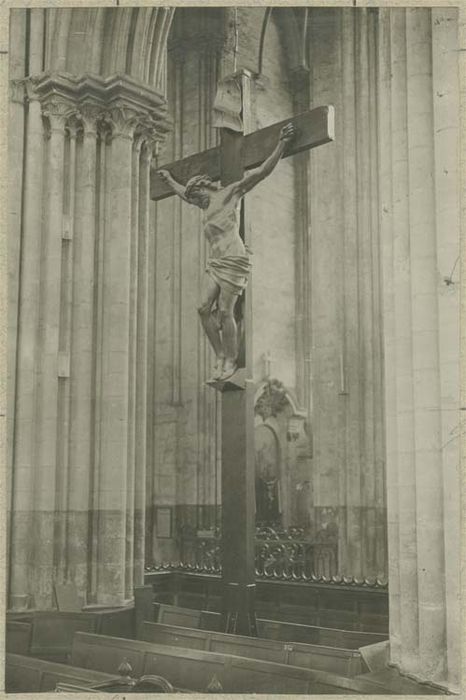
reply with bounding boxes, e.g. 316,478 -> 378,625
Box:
150,106 -> 335,201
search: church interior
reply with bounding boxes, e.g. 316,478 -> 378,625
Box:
6,5 -> 462,694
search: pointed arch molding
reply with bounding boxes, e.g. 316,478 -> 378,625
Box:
45,7 -> 175,90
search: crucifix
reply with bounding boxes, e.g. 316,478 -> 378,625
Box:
151,69 -> 334,635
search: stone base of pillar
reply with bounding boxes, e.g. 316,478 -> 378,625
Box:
387,660 -> 458,696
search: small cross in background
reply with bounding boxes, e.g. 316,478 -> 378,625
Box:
263,350 -> 274,379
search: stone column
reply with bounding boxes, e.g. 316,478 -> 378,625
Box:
9,71 -> 44,610
67,104 -> 100,592
55,115 -> 79,581
376,6 -> 400,661
133,140 -> 152,585
8,66 -> 171,607
94,106 -> 137,605
290,68 -> 312,419
378,7 -> 460,691
406,9 -> 446,679
124,134 -> 142,599
306,7 -> 387,580
32,98 -> 70,607
7,11 -> 27,527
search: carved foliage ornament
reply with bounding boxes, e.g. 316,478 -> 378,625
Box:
255,379 -> 289,420
12,72 -> 171,149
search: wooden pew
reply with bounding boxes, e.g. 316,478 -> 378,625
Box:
258,618 -> 387,650
141,621 -> 365,677
146,571 -> 389,633
70,632 -> 388,694
157,602 -> 202,628
6,620 -> 32,654
30,606 -> 135,660
5,653 -> 118,692
154,603 -> 387,649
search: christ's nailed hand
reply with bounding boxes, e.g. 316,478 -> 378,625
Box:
279,123 -> 295,143
158,169 -> 171,182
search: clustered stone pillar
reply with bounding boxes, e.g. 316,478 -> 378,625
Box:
377,7 -> 461,691
8,72 -> 169,609
306,8 -> 387,581
9,59 -> 45,614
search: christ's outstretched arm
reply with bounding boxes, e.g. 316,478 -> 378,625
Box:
157,170 -> 190,202
231,123 -> 295,197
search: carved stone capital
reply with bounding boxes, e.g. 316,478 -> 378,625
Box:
66,113 -> 82,140
23,75 -> 43,103
10,79 -> 25,105
25,71 -> 172,144
79,102 -> 104,136
42,98 -> 76,133
103,106 -> 143,141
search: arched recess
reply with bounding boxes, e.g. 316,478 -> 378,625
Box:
254,380 -> 310,529
255,423 -> 281,526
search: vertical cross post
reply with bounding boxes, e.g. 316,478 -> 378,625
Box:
212,69 -> 257,636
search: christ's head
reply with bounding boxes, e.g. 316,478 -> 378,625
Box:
185,174 -> 218,208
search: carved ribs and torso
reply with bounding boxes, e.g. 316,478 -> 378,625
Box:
202,187 -> 251,296
202,189 -> 246,259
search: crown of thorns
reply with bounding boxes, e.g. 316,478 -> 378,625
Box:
185,174 -> 213,198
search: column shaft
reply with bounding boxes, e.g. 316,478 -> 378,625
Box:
377,7 -> 401,662
31,110 -> 67,607
96,126 -> 133,605
68,117 -> 98,591
134,144 -> 151,586
9,11 -> 45,609
10,101 -> 43,607
390,9 -> 420,668
125,138 -> 141,599
406,8 -> 446,679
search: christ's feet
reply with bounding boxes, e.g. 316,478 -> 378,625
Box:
220,358 -> 237,381
212,357 -> 225,380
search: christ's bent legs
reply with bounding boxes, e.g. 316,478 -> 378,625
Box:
198,274 -> 224,374
218,289 -> 238,378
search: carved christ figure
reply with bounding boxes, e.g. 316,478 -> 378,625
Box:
158,122 -> 295,381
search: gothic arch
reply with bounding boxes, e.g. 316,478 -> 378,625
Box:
260,7 -> 309,76
43,7 -> 175,91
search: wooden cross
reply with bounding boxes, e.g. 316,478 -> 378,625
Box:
151,70 -> 334,635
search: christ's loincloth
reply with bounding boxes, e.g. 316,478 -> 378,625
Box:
206,254 -> 252,296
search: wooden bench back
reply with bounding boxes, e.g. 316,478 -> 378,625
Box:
157,603 -> 202,627
5,653 -> 117,693
30,607 -> 135,658
70,631 -> 385,694
153,602 -> 387,649
6,621 -> 32,655
141,621 -> 364,677
258,618 -> 388,649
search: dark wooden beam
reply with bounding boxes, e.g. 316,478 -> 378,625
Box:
242,105 -> 334,169
150,105 -> 334,201
151,147 -> 220,201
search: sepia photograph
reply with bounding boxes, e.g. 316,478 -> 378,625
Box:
5,3 -> 462,695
